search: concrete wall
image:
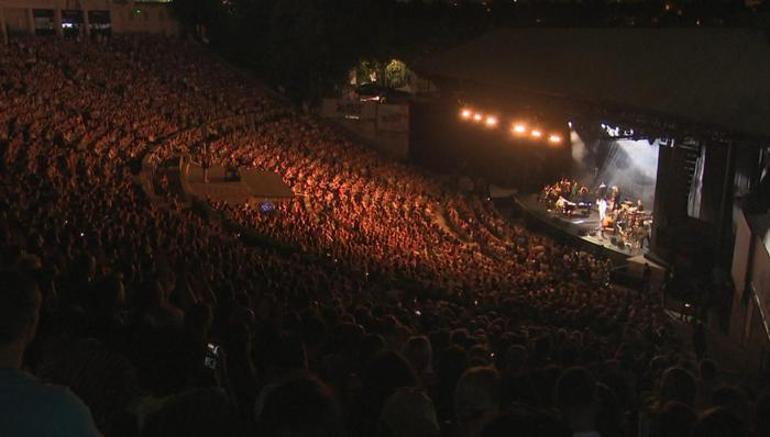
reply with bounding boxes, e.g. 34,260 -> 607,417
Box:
2,6 -> 32,36
321,98 -> 411,161
730,209 -> 770,372
0,0 -> 178,41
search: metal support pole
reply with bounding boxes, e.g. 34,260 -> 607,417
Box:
27,7 -> 34,36
82,9 -> 90,39
717,142 -> 736,269
54,8 -> 62,37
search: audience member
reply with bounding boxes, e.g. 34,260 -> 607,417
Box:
0,271 -> 101,436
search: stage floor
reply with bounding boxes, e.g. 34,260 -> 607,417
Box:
184,163 -> 293,205
515,194 -> 647,258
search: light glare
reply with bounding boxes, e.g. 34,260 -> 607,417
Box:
485,116 -> 498,127
512,123 -> 527,134
531,129 -> 542,138
473,113 -> 483,122
460,108 -> 472,119
548,134 -> 562,143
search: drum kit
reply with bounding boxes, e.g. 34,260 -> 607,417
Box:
605,200 -> 653,249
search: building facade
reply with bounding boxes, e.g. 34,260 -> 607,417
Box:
1,0 -> 178,43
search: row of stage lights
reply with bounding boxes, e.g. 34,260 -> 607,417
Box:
459,108 -> 563,144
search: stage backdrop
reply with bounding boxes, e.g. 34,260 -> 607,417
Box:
594,138 -> 659,208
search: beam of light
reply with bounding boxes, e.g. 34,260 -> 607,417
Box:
595,138 -> 660,209
530,129 -> 542,139
460,108 -> 472,120
485,115 -> 498,128
473,112 -> 483,122
570,129 -> 586,162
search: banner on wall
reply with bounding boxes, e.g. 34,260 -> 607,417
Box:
321,99 -> 410,160
321,99 -> 377,120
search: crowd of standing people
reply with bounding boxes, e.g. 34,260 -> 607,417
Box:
1,36 -> 768,437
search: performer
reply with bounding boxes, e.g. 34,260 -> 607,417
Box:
609,186 -> 620,210
597,198 -> 608,223
555,196 -> 566,211
579,186 -> 590,201
597,182 -> 607,199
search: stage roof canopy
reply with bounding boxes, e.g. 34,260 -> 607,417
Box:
417,28 -> 770,140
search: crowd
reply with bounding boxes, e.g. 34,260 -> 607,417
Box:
1,36 -> 768,437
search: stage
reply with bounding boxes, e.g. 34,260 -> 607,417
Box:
182,159 -> 294,205
514,193 -> 648,260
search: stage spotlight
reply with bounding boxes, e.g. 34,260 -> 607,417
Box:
460,108 -> 472,120
548,134 -> 562,144
530,129 -> 542,139
473,112 -> 483,122
512,122 -> 527,135
485,115 -> 498,128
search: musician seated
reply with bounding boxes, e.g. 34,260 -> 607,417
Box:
556,196 -> 576,215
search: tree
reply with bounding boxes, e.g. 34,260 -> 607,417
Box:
384,59 -> 407,89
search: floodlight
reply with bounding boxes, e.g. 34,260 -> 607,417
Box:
512,123 -> 527,135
